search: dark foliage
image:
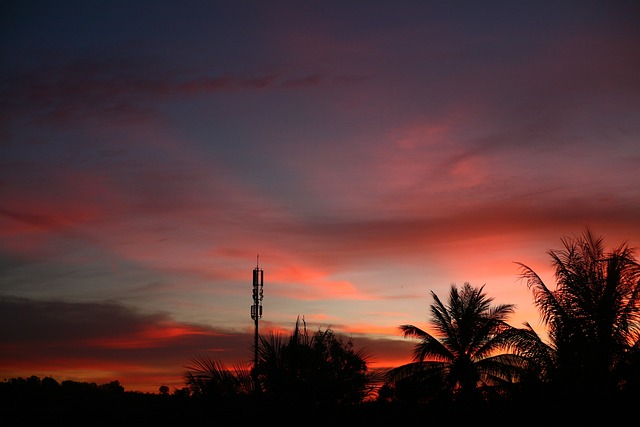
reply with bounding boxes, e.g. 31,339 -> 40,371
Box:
2,374 -> 633,426
0,375 -> 200,426
253,316 -> 377,409
514,229 -> 640,401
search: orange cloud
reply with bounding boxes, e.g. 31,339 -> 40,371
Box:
84,323 -> 218,349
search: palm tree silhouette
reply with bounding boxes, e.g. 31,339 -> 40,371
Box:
254,316 -> 376,408
514,228 -> 640,402
385,282 -> 527,406
183,354 -> 253,400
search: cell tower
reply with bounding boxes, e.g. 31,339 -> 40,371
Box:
251,255 -> 264,373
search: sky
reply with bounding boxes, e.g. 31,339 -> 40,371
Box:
2,0 -> 639,393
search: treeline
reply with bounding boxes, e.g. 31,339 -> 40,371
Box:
0,375 -> 207,425
2,230 -> 639,425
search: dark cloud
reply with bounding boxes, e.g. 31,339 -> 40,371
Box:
0,296 -> 254,366
1,56 -> 275,128
351,335 -> 415,367
0,209 -> 65,230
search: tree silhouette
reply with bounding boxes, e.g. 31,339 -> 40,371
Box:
384,282 -> 528,406
254,316 -> 376,409
181,316 -> 376,423
513,229 -> 640,403
387,282 -> 526,403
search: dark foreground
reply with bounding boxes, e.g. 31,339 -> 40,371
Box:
2,389 -> 635,427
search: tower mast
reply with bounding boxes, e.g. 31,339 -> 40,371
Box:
251,254 -> 263,388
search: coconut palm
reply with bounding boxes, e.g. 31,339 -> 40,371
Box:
385,282 -> 528,405
514,229 -> 640,400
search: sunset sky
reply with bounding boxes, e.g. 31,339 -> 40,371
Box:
2,1 -> 639,393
